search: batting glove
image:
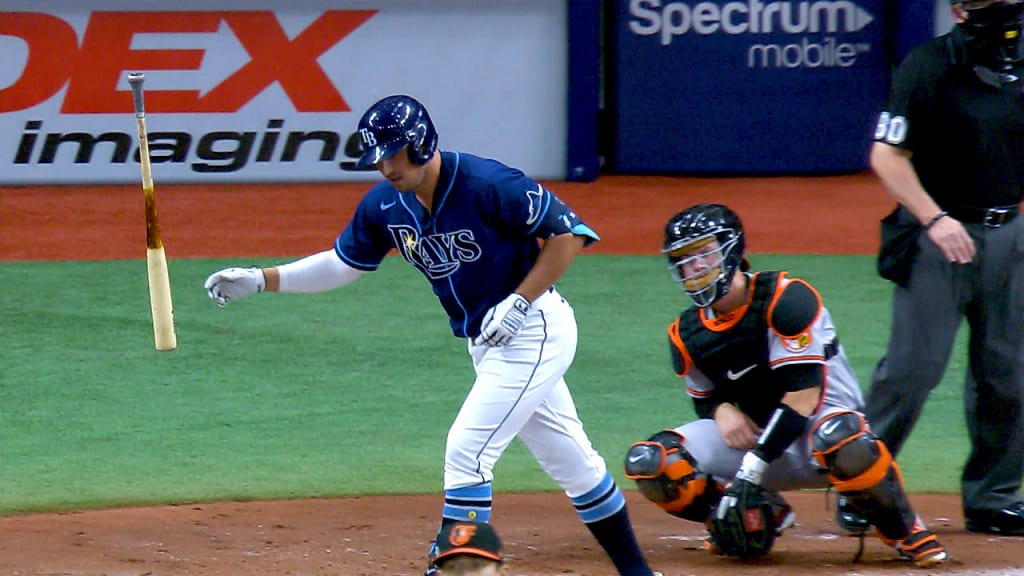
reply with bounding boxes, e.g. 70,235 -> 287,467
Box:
474,293 -> 531,347
735,451 -> 769,486
204,267 -> 265,307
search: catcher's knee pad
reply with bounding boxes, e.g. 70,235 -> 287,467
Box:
624,430 -> 720,523
811,411 -> 917,541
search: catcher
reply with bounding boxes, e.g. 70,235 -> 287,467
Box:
624,203 -> 948,567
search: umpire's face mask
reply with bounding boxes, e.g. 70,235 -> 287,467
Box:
958,0 -> 1024,70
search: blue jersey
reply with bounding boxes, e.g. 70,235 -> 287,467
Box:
335,151 -> 599,338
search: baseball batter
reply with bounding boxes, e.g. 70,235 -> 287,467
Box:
203,95 -> 658,576
623,203 -> 948,567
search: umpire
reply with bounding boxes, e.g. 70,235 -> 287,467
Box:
865,0 -> 1024,535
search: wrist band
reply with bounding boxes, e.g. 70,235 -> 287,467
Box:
925,211 -> 948,231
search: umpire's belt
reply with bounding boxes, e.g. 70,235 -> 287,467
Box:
946,205 -> 1020,228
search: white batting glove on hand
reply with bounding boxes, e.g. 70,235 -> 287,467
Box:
474,293 -> 531,347
735,451 -> 769,486
204,267 -> 265,307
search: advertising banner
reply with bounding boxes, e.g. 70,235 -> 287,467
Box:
610,0 -> 889,174
0,1 -> 567,184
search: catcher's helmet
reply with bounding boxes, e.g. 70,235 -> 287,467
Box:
663,203 -> 747,308
342,95 -> 438,170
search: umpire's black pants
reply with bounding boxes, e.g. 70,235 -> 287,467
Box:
865,214 -> 1024,513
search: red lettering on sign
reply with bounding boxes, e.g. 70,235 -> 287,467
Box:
0,13 -> 78,113
2,10 -> 377,114
199,11 -> 376,113
64,12 -> 218,114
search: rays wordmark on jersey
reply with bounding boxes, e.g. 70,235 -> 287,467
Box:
388,225 -> 483,279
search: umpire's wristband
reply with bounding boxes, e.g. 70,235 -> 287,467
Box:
924,211 -> 949,231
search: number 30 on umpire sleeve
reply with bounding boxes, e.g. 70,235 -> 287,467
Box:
874,112 -> 908,145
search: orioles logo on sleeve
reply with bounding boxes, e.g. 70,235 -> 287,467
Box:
449,523 -> 478,546
782,332 -> 811,353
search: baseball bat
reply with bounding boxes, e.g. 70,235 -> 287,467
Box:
128,72 -> 177,351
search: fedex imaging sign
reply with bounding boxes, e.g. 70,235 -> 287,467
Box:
4,12 -> 373,114
0,10 -> 380,183
0,3 -> 570,184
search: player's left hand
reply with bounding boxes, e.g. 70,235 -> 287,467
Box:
474,293 -> 531,347
715,451 -> 770,525
709,450 -> 775,558
710,476 -> 776,559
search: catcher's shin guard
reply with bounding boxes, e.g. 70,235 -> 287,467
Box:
811,411 -> 918,542
624,430 -> 721,523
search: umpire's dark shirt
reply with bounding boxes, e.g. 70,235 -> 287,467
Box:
875,29 -> 1024,209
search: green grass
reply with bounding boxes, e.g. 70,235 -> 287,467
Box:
0,255 -> 970,514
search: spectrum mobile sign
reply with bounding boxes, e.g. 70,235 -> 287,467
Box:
0,4 -> 569,184
611,0 -> 888,174
628,0 -> 876,68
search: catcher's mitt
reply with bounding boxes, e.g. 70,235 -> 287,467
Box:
707,479 -> 776,560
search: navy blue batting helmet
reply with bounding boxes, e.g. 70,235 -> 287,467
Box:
342,95 -> 438,170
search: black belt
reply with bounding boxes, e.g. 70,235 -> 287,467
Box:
945,205 -> 1020,228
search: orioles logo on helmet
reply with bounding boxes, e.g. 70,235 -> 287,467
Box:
448,523 -> 478,546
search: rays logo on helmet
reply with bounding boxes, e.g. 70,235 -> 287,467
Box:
359,128 -> 378,147
344,95 -> 438,169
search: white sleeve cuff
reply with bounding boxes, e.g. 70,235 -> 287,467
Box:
277,249 -> 364,293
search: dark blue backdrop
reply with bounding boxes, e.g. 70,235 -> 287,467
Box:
609,0 -> 889,174
564,0 -> 938,178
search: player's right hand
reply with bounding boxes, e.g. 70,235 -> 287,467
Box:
926,216 -> 976,264
204,267 -> 265,307
474,293 -> 531,347
714,403 -> 761,450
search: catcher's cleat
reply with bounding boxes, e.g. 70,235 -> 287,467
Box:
836,494 -> 870,535
881,525 -> 948,568
703,534 -> 724,555
769,492 -> 797,535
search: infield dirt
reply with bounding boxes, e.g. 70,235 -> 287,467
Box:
3,173 -> 1021,576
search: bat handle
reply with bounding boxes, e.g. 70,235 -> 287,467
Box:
127,72 -> 146,117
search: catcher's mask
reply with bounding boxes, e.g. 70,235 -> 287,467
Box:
955,0 -> 1024,70
663,203 -> 748,308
